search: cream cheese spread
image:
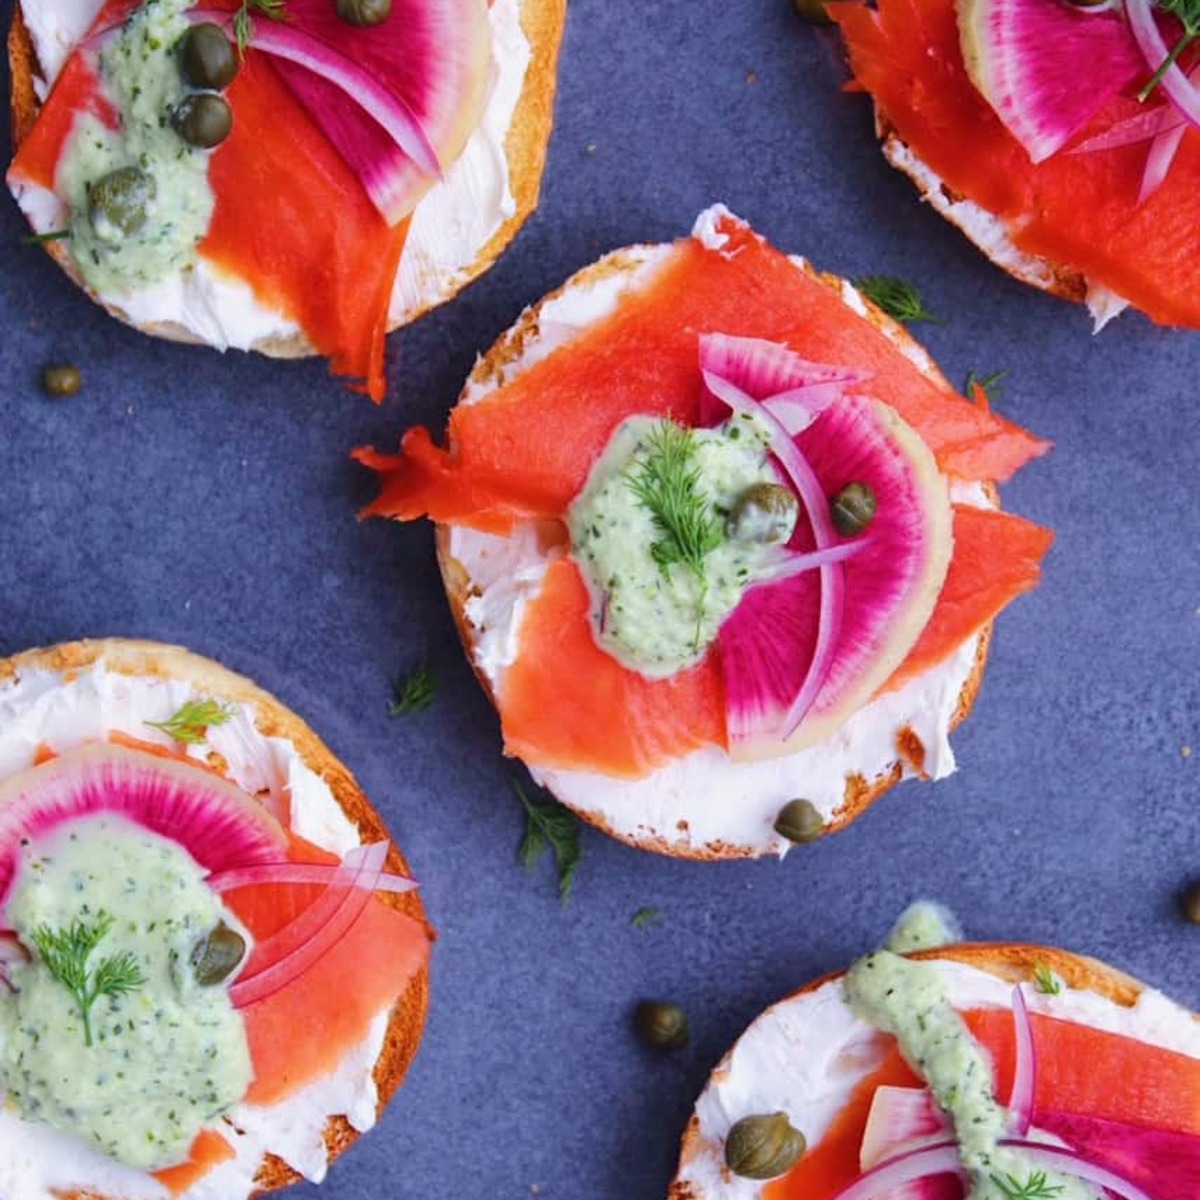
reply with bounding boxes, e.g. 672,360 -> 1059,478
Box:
446,207 -> 993,856
0,661 -> 392,1200
675,957 -> 1200,1200
12,0 -> 532,347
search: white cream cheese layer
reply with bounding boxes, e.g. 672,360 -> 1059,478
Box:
0,662 -> 390,1200
675,959 -> 1200,1200
14,0 -> 531,346
447,207 -> 991,857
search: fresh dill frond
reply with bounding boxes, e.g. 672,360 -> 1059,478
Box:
631,905 -> 663,931
32,913 -> 147,1047
234,0 -> 289,57
989,1170 -> 1065,1200
853,275 -> 943,326
1140,0 -> 1200,101
964,369 -> 1009,401
145,699 -> 234,745
1032,964 -> 1062,995
515,779 -> 582,904
388,664 -> 436,716
22,229 -> 71,245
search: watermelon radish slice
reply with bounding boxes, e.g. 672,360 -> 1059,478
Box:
957,0 -> 1146,162
0,744 -> 287,904
699,337 -> 954,757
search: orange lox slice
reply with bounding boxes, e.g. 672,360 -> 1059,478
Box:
153,1129 -> 236,1195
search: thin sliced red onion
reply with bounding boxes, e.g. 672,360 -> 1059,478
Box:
1072,105 -> 1182,153
230,841 -> 387,1008
0,934 -> 26,965
1125,0 -> 1200,130
208,859 -> 417,895
1009,986 -> 1035,1137
763,383 -> 850,434
830,1140 -> 963,1200
699,367 -> 845,738
998,1139 -> 1159,1200
1139,118 -> 1186,200
756,539 -> 869,585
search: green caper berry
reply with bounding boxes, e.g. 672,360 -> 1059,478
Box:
791,0 -> 833,24
728,482 -> 800,545
336,0 -> 393,25
178,24 -> 239,90
191,922 -> 247,986
88,167 -> 157,242
830,481 -> 877,537
1181,881 -> 1200,925
773,799 -> 824,844
42,364 -> 81,397
724,1112 -> 807,1180
173,92 -> 233,149
633,1000 -> 689,1052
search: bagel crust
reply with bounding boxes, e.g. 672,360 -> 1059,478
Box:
431,232 -> 998,860
6,0 -> 566,354
0,638 -> 432,1197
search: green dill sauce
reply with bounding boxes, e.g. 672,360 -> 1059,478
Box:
567,414 -> 787,677
884,900 -> 961,954
56,0 -> 215,293
0,814 -> 252,1170
845,949 -> 1098,1200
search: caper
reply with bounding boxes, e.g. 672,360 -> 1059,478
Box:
791,0 -> 833,24
724,1112 -> 807,1180
42,364 -> 81,397
830,481 -> 877,537
178,23 -> 239,90
87,167 -> 157,242
173,92 -> 233,149
728,482 -> 800,545
191,922 -> 247,986
1181,880 -> 1200,925
633,1000 -> 689,1052
336,0 -> 393,25
773,798 -> 824,844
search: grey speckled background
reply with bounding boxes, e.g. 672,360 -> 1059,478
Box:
1,0 -> 1198,1197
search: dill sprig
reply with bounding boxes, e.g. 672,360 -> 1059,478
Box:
989,1171 -> 1065,1200
631,905 -> 663,931
32,913 -> 146,1047
964,369 -> 1009,401
145,699 -> 233,745
854,275 -> 943,326
234,0 -> 288,57
1032,964 -> 1062,995
388,664 -> 436,716
1140,0 -> 1200,101
515,780 -> 582,904
23,229 -> 71,246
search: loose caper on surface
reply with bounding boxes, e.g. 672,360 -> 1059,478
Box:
336,0 -> 393,25
191,921 -> 247,986
724,1112 -> 807,1180
633,999 -> 690,1052
42,364 -> 81,397
830,481 -> 877,537
773,798 -> 824,844
173,92 -> 234,149
728,482 -> 800,545
178,23 -> 239,90
791,0 -> 833,24
1181,880 -> 1200,925
88,167 -> 157,241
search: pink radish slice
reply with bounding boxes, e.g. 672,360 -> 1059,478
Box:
0,744 -> 287,905
763,384 -> 852,434
1125,0 -> 1200,130
957,0 -> 1146,162
208,859 -> 417,895
230,841 -> 388,1008
1009,986 -> 1035,1136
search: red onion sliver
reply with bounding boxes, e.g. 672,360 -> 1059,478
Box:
208,859 -> 418,895
829,1140 -> 963,1200
762,382 -> 850,434
1139,116 -> 1186,201
0,933 -> 26,965
1072,104 -> 1182,153
998,1139 -> 1159,1200
699,368 -> 845,738
1125,0 -> 1200,130
1009,986 -> 1035,1136
756,539 -> 869,585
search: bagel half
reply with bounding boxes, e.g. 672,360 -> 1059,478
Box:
6,0 -> 566,355
0,637 -> 432,1197
671,940 -> 1198,1199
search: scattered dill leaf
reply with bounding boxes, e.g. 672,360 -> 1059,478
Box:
32,913 -> 146,1047
1139,0 -> 1200,101
515,779 -> 582,904
23,229 -> 71,245
631,906 -> 663,931
964,369 -> 1009,401
1032,964 -> 1062,995
989,1170 -> 1065,1200
853,275 -> 943,325
234,0 -> 288,56
389,664 -> 436,716
145,699 -> 233,745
